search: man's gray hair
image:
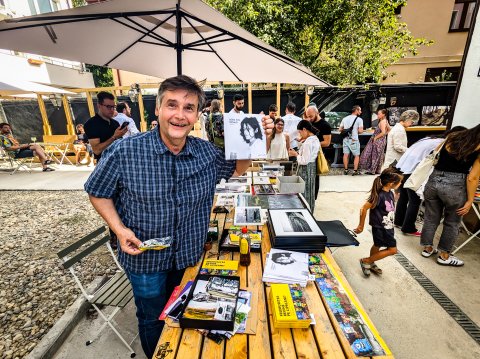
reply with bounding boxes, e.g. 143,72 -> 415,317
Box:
156,75 -> 206,111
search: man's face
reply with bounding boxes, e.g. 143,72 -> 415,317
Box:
1,125 -> 12,135
355,107 -> 362,116
150,120 -> 158,129
305,108 -> 317,122
269,110 -> 277,119
155,89 -> 199,143
124,104 -> 131,117
98,98 -> 116,118
234,100 -> 244,111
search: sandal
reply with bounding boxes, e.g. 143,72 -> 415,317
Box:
42,167 -> 55,172
44,160 -> 53,165
370,263 -> 383,275
359,259 -> 371,276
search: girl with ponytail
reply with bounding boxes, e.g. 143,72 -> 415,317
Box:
354,168 -> 404,276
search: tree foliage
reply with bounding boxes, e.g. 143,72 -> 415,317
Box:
206,0 -> 431,85
85,64 -> 114,88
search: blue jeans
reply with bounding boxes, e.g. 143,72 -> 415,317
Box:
420,170 -> 467,253
126,268 -> 185,359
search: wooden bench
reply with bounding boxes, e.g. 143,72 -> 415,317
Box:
42,134 -> 78,165
153,204 -> 394,359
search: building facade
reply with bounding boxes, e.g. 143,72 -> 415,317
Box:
0,0 -> 94,88
383,0 -> 476,84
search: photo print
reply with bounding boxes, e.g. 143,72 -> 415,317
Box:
228,177 -> 252,185
224,113 -> 266,160
253,184 -> 276,195
388,107 -> 418,126
252,176 -> 271,185
234,206 -> 263,225
269,209 -> 324,237
421,106 -> 450,126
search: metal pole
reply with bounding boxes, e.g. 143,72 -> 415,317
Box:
176,3 -> 182,75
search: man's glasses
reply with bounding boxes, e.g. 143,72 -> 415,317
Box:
101,104 -> 116,110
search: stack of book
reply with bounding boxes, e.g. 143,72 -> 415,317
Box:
270,283 -> 311,328
220,226 -> 262,252
262,249 -> 310,287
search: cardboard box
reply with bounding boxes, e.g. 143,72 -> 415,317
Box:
278,176 -> 305,193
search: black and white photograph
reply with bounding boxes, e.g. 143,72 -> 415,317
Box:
215,182 -> 249,194
267,195 -> 305,209
388,107 -> 418,126
228,177 -> 252,185
421,106 -> 450,126
262,249 -> 310,285
224,113 -> 266,160
215,194 -> 236,207
252,176 -> 271,185
269,209 -> 324,237
236,194 -> 269,209
253,184 -> 276,195
234,206 -> 263,225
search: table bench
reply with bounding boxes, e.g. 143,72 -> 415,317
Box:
42,135 -> 77,165
153,207 -> 394,359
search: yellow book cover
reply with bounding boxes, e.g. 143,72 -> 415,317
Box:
270,284 -> 298,322
201,259 -> 239,271
229,227 -> 262,244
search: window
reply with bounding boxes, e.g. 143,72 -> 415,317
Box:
27,0 -> 55,15
425,67 -> 460,82
449,0 -> 476,32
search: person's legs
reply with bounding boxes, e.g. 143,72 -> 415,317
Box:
342,139 -> 351,173
29,144 -> 48,165
362,227 -> 397,263
420,176 -> 443,251
350,141 -> 360,174
395,176 -> 409,227
126,268 -> 185,359
314,175 -> 320,199
401,188 -> 422,233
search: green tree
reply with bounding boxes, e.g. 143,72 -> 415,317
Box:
71,0 -> 86,7
206,0 -> 431,85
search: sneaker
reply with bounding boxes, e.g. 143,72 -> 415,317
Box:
343,169 -> 349,175
437,255 -> 464,267
42,167 -> 55,172
403,231 -> 422,237
359,259 -> 371,276
421,248 -> 438,258
370,263 -> 383,275
351,170 -> 360,176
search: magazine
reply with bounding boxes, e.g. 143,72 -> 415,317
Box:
224,113 -> 267,160
215,194 -> 236,207
262,249 -> 310,286
253,184 -> 276,195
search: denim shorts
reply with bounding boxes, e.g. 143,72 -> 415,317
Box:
15,149 -> 34,158
372,227 -> 396,248
343,138 -> 360,156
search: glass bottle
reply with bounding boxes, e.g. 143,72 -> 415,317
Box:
239,227 -> 251,266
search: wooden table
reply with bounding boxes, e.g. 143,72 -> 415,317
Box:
153,208 -> 394,359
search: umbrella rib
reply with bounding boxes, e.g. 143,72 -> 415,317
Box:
185,33 -> 232,48
104,13 -> 175,67
183,15 -> 241,82
139,40 -> 176,48
111,17 -> 172,47
124,17 -> 174,47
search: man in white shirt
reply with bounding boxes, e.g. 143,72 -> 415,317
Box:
228,94 -> 245,114
114,102 -> 140,138
339,105 -> 364,175
283,102 -> 302,153
382,110 -> 417,170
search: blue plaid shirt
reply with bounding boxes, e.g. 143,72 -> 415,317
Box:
84,129 -> 236,273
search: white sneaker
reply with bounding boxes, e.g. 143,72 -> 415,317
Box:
437,255 -> 464,267
421,248 -> 438,258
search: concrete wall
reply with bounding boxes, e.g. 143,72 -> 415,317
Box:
383,0 -> 468,83
452,11 -> 480,128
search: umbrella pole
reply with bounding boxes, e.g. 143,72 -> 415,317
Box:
176,3 -> 182,75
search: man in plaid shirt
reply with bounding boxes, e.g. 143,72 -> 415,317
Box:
85,75 -> 273,358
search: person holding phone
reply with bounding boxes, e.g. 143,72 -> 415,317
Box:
83,92 -> 128,161
114,102 -> 140,138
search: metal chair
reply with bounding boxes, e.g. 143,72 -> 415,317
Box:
57,226 -> 136,358
0,137 -> 33,174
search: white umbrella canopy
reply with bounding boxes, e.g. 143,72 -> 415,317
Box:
0,0 -> 328,86
0,78 -> 75,96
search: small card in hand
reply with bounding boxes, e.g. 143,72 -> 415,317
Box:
138,237 -> 172,251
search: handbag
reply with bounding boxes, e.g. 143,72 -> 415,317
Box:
404,141 -> 445,191
339,116 -> 358,139
316,147 -> 329,175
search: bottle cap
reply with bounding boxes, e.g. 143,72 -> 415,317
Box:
241,227 -> 248,234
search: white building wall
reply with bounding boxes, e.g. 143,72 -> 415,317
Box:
452,11 -> 480,128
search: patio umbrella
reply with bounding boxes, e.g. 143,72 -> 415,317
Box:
0,0 -> 328,86
0,78 -> 74,96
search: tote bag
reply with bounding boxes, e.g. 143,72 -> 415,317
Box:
316,147 -> 329,175
404,141 -> 445,191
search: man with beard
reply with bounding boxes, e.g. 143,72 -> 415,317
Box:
229,94 -> 245,114
114,102 -> 139,138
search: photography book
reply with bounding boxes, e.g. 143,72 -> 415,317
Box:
224,113 -> 267,160
270,283 -> 311,328
252,184 -> 276,195
234,206 -> 264,226
159,285 -> 182,320
215,194 -> 236,207
199,259 -> 239,276
179,275 -> 240,331
236,194 -> 305,210
160,280 -> 194,321
252,176 -> 271,185
262,249 -> 310,286
219,228 -> 262,253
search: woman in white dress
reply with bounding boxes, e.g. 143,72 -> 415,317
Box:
267,118 -> 290,160
288,120 -> 320,211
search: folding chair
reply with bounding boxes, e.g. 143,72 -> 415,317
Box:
0,141 -> 33,174
57,226 -> 136,358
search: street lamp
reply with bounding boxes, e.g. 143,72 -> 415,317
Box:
307,85 -> 315,96
49,93 -> 63,109
128,83 -> 140,103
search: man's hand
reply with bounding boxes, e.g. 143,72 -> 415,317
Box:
262,116 -> 274,135
113,126 -> 128,139
457,200 -> 473,216
116,227 -> 143,255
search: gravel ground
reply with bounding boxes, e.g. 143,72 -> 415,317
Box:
0,191 -> 116,359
